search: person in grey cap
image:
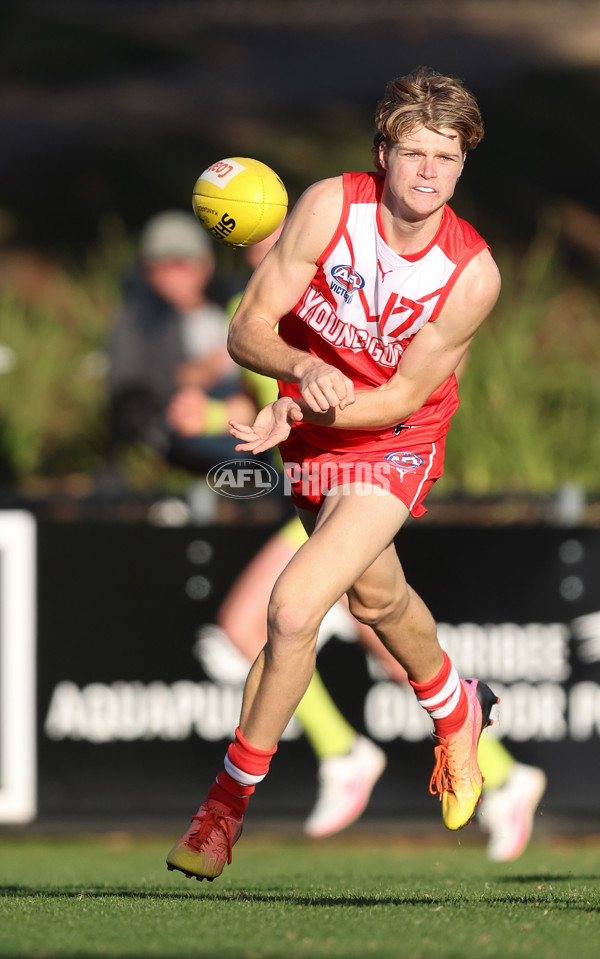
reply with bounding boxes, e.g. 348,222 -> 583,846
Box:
106,210 -> 255,476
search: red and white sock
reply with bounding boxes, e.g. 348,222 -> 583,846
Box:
409,652 -> 467,739
207,727 -> 277,818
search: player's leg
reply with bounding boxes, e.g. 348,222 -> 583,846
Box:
477,735 -> 547,861
237,486 -> 413,748
218,522 -> 301,660
278,516 -> 387,836
195,516 -> 386,836
296,670 -> 387,838
167,484 -> 410,880
167,486 -> 420,879
347,545 -> 498,831
356,620 -> 542,853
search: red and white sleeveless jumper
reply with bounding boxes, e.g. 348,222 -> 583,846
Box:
277,171 -> 489,514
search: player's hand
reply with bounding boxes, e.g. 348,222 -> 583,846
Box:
298,359 -> 355,413
229,397 -> 303,454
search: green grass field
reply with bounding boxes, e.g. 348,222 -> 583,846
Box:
0,829 -> 598,959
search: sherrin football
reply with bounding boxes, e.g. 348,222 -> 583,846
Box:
192,157 -> 288,247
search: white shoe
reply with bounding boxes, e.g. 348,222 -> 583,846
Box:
193,624 -> 250,685
304,736 -> 387,838
479,763 -> 547,861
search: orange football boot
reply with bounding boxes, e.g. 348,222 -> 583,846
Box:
166,801 -> 243,881
429,679 -> 499,830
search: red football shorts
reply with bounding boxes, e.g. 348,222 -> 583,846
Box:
278,430 -> 447,518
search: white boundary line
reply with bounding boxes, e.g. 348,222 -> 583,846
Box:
0,511 -> 36,823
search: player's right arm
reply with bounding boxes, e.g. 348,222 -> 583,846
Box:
227,177 -> 355,413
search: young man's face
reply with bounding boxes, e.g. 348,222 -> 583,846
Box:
379,125 -> 465,222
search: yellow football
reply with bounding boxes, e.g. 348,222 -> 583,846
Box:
192,157 -> 288,247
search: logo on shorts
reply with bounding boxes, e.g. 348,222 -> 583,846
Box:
207,459 -> 279,498
384,451 -> 425,472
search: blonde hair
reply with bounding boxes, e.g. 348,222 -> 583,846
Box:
373,67 -> 484,170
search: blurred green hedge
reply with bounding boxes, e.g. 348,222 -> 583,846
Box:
445,227 -> 600,496
0,217 -> 133,486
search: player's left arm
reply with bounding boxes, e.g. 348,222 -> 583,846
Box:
229,250 -> 500,452
297,248 -> 501,430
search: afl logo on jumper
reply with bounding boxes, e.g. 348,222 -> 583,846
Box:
331,265 -> 365,291
384,451 -> 425,473
330,264 -> 365,303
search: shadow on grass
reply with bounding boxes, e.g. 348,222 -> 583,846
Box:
495,874 -> 600,883
1,885 -> 599,910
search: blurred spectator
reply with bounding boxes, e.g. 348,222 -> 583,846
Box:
167,226 -> 285,459
106,210 -> 254,478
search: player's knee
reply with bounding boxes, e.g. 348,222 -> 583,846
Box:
267,595 -> 320,651
348,587 -> 409,629
348,596 -> 392,628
